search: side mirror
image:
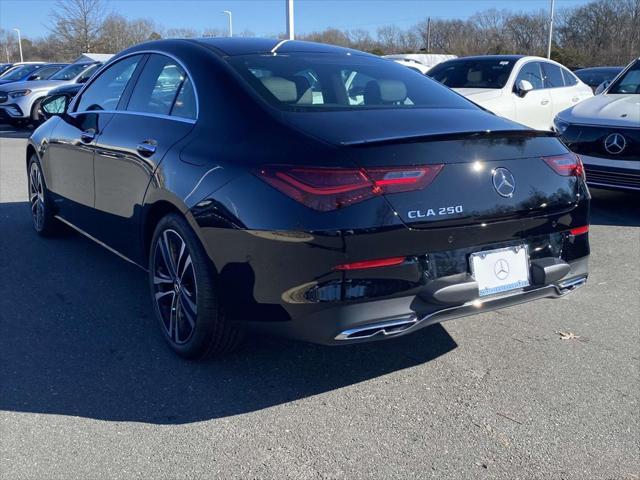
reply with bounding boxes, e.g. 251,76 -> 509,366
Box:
595,80 -> 610,95
40,94 -> 70,120
28,74 -> 42,81
515,79 -> 534,97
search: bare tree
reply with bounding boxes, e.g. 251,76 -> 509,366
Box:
48,0 -> 106,57
98,14 -> 157,52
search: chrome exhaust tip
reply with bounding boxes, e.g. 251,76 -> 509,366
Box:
556,276 -> 587,295
335,316 -> 418,341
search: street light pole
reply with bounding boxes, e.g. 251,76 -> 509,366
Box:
13,28 -> 23,63
286,0 -> 294,40
547,0 -> 555,59
222,10 -> 233,37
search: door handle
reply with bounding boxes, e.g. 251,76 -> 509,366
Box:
137,139 -> 157,157
80,129 -> 96,143
572,97 -> 579,102
540,99 -> 550,105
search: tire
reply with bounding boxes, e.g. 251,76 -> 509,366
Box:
149,213 -> 243,359
27,155 -> 59,236
30,98 -> 45,126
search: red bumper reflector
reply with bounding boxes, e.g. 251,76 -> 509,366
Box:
334,256 -> 406,271
570,225 -> 589,236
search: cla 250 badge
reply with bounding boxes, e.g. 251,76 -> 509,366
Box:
408,205 -> 464,219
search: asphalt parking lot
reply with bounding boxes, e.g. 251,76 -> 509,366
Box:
0,124 -> 638,480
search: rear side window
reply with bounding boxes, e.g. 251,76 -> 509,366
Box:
33,65 -> 61,80
515,62 -> 544,90
76,55 -> 142,112
541,63 -> 565,88
561,67 -> 578,86
127,54 -> 190,117
171,77 -> 197,119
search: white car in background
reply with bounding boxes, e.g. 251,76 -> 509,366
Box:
555,58 -> 639,191
428,55 -> 593,130
384,54 -> 457,75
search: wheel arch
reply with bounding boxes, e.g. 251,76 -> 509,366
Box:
26,143 -> 38,169
142,200 -> 184,266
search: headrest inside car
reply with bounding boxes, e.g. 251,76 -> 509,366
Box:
364,79 -> 407,104
467,69 -> 483,83
260,76 -> 298,103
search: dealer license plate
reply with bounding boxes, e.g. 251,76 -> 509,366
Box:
470,245 -> 530,297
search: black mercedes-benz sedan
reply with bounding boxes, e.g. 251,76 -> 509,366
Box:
27,38 -> 590,358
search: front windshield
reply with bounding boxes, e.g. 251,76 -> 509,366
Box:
227,53 -> 475,112
428,58 -> 516,89
0,64 -> 39,81
51,63 -> 93,81
608,60 -> 640,94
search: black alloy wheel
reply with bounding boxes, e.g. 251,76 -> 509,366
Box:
28,156 -> 58,235
149,214 -> 243,359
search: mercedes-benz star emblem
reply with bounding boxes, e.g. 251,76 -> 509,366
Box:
492,168 -> 516,198
604,133 -> 626,155
494,259 -> 510,280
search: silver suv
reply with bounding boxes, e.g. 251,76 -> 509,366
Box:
0,62 -> 101,126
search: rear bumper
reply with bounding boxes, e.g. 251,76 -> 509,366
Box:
243,256 -> 589,345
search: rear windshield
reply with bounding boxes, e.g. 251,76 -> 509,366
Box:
50,63 -> 93,81
608,60 -> 640,94
227,53 -> 475,112
428,58 -> 516,89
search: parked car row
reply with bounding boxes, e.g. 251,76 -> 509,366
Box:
0,61 -> 102,126
416,54 -> 637,192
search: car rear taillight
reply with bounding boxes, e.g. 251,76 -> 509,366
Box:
254,165 -> 443,211
543,153 -> 585,179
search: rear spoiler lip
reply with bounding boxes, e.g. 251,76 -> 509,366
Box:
340,129 -> 558,147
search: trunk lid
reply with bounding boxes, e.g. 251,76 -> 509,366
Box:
282,109 -> 582,228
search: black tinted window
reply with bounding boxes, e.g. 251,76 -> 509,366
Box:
542,63 -> 564,88
76,55 -> 141,112
229,53 -> 475,111
515,62 -> 544,90
33,65 -> 62,79
429,58 -> 515,89
127,54 -> 188,116
609,60 -> 640,94
561,68 -> 577,86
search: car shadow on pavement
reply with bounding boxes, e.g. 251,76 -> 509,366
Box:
0,202 -> 457,425
590,188 -> 640,228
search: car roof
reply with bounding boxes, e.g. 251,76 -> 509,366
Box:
444,55 -> 527,62
190,37 -> 367,57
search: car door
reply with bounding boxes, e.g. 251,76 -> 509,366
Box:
92,54 -> 196,258
512,61 -> 553,130
541,62 -> 578,119
43,55 -> 143,230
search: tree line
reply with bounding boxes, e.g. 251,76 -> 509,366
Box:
0,0 -> 638,68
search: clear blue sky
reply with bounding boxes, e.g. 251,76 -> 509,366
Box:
2,0 -> 593,39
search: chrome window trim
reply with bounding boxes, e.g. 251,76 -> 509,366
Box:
70,49 -> 199,122
69,109 -> 196,124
